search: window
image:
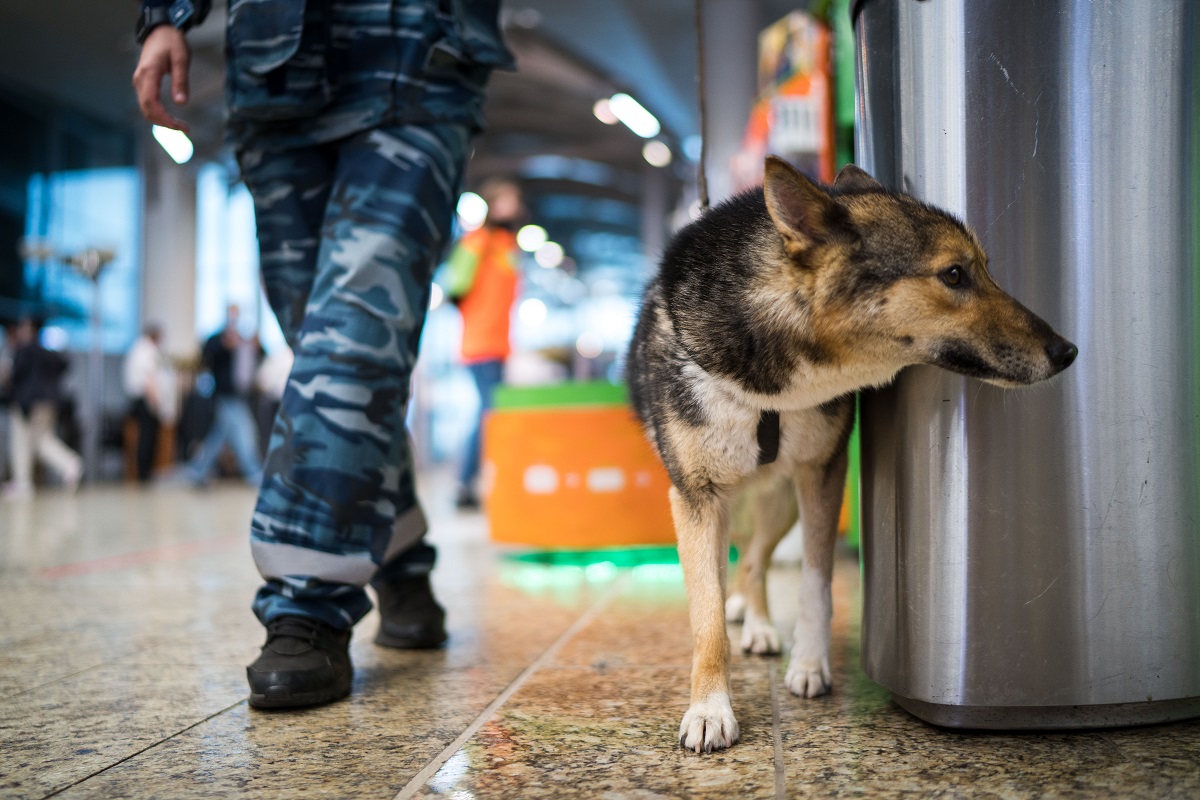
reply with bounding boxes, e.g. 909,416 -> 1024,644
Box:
23,167 -> 140,352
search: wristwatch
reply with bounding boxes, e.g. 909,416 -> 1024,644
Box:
134,5 -> 172,45
135,0 -> 210,45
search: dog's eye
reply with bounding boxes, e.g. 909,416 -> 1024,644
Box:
940,266 -> 965,288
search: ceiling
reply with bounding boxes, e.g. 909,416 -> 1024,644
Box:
0,0 -> 802,272
0,0 -> 799,158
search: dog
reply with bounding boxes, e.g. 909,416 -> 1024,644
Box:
626,156 -> 1077,753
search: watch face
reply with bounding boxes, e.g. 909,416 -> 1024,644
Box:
136,6 -> 171,43
170,1 -> 195,30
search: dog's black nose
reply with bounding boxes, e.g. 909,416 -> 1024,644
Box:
1047,340 -> 1078,369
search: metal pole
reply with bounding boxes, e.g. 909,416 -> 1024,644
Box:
84,275 -> 104,482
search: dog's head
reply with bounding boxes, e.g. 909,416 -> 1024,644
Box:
762,156 -> 1077,386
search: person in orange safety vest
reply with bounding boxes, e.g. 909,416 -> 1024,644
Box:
445,179 -> 523,510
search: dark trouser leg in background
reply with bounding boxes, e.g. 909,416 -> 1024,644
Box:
456,358 -> 504,509
131,398 -> 159,482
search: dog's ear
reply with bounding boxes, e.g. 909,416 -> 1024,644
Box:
763,156 -> 855,257
833,164 -> 884,193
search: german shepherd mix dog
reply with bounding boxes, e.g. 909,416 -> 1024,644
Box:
626,157 -> 1077,753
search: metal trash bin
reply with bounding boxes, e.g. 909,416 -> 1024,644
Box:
855,0 -> 1200,728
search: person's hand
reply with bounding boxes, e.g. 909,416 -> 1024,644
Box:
132,25 -> 192,132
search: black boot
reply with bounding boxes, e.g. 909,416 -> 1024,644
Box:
454,486 -> 480,511
372,542 -> 447,649
246,616 -> 352,709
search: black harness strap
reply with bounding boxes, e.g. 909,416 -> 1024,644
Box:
757,410 -> 781,465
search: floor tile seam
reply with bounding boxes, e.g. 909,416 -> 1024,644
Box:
1094,731 -> 1156,773
34,534 -> 244,581
389,573 -> 629,800
539,662 -> 693,670
0,663 -> 112,705
36,697 -> 247,799
532,660 -> 781,671
769,661 -> 787,800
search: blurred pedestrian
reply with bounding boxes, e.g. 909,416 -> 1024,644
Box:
0,322 -> 14,481
180,305 -> 262,487
133,0 -> 513,708
2,318 -> 82,500
446,179 -> 523,510
123,322 -> 170,482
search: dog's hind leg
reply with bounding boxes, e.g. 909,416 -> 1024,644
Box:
732,475 -> 797,655
724,489 -> 754,623
671,486 -> 740,753
784,449 -> 848,698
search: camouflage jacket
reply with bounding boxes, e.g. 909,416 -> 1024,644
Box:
143,0 -> 514,150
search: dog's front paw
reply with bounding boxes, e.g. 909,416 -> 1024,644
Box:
724,593 -> 747,622
739,611 -> 781,655
678,694 -> 740,753
784,655 -> 832,698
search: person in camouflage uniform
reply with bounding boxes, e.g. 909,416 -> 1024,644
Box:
133,0 -> 513,708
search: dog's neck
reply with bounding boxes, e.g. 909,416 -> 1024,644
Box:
686,356 -> 902,415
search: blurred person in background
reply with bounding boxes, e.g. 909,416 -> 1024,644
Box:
0,323 -> 13,482
179,305 -> 262,487
2,318 -> 82,500
133,0 -> 513,707
446,179 -> 523,511
123,322 -> 171,482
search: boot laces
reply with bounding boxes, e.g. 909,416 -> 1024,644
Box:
265,616 -> 325,648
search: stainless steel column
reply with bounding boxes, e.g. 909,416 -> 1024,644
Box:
855,0 -> 1200,728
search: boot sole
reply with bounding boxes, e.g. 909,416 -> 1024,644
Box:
373,629 -> 448,649
248,680 -> 351,710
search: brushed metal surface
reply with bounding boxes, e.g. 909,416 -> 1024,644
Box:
855,0 -> 1200,724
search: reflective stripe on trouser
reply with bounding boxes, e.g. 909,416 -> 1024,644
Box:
241,123 -> 472,630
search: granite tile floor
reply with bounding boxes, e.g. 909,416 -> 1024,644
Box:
1,478 -> 1197,799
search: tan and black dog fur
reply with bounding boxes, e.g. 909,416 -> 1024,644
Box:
626,156 -> 1077,753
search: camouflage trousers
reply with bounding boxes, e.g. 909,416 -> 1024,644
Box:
240,122 -> 472,630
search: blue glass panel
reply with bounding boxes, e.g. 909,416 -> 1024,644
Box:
22,167 -> 141,353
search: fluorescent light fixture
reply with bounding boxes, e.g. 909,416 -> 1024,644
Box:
517,224 -> 548,252
592,98 -> 619,125
643,141 -> 672,168
456,191 -> 488,230
151,125 -> 193,164
518,297 -> 547,326
608,93 -> 660,138
534,241 -> 564,269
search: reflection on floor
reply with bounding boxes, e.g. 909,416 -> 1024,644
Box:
2,478 -> 1198,799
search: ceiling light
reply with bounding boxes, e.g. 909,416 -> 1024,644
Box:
593,98 -> 619,125
40,326 -> 70,351
517,224 -> 548,252
608,93 -> 661,138
152,125 -> 193,164
534,241 -> 564,268
519,298 -> 547,326
576,331 -> 604,359
456,191 -> 488,230
643,141 -> 672,168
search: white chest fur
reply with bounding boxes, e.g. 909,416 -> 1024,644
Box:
680,359 -> 901,480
